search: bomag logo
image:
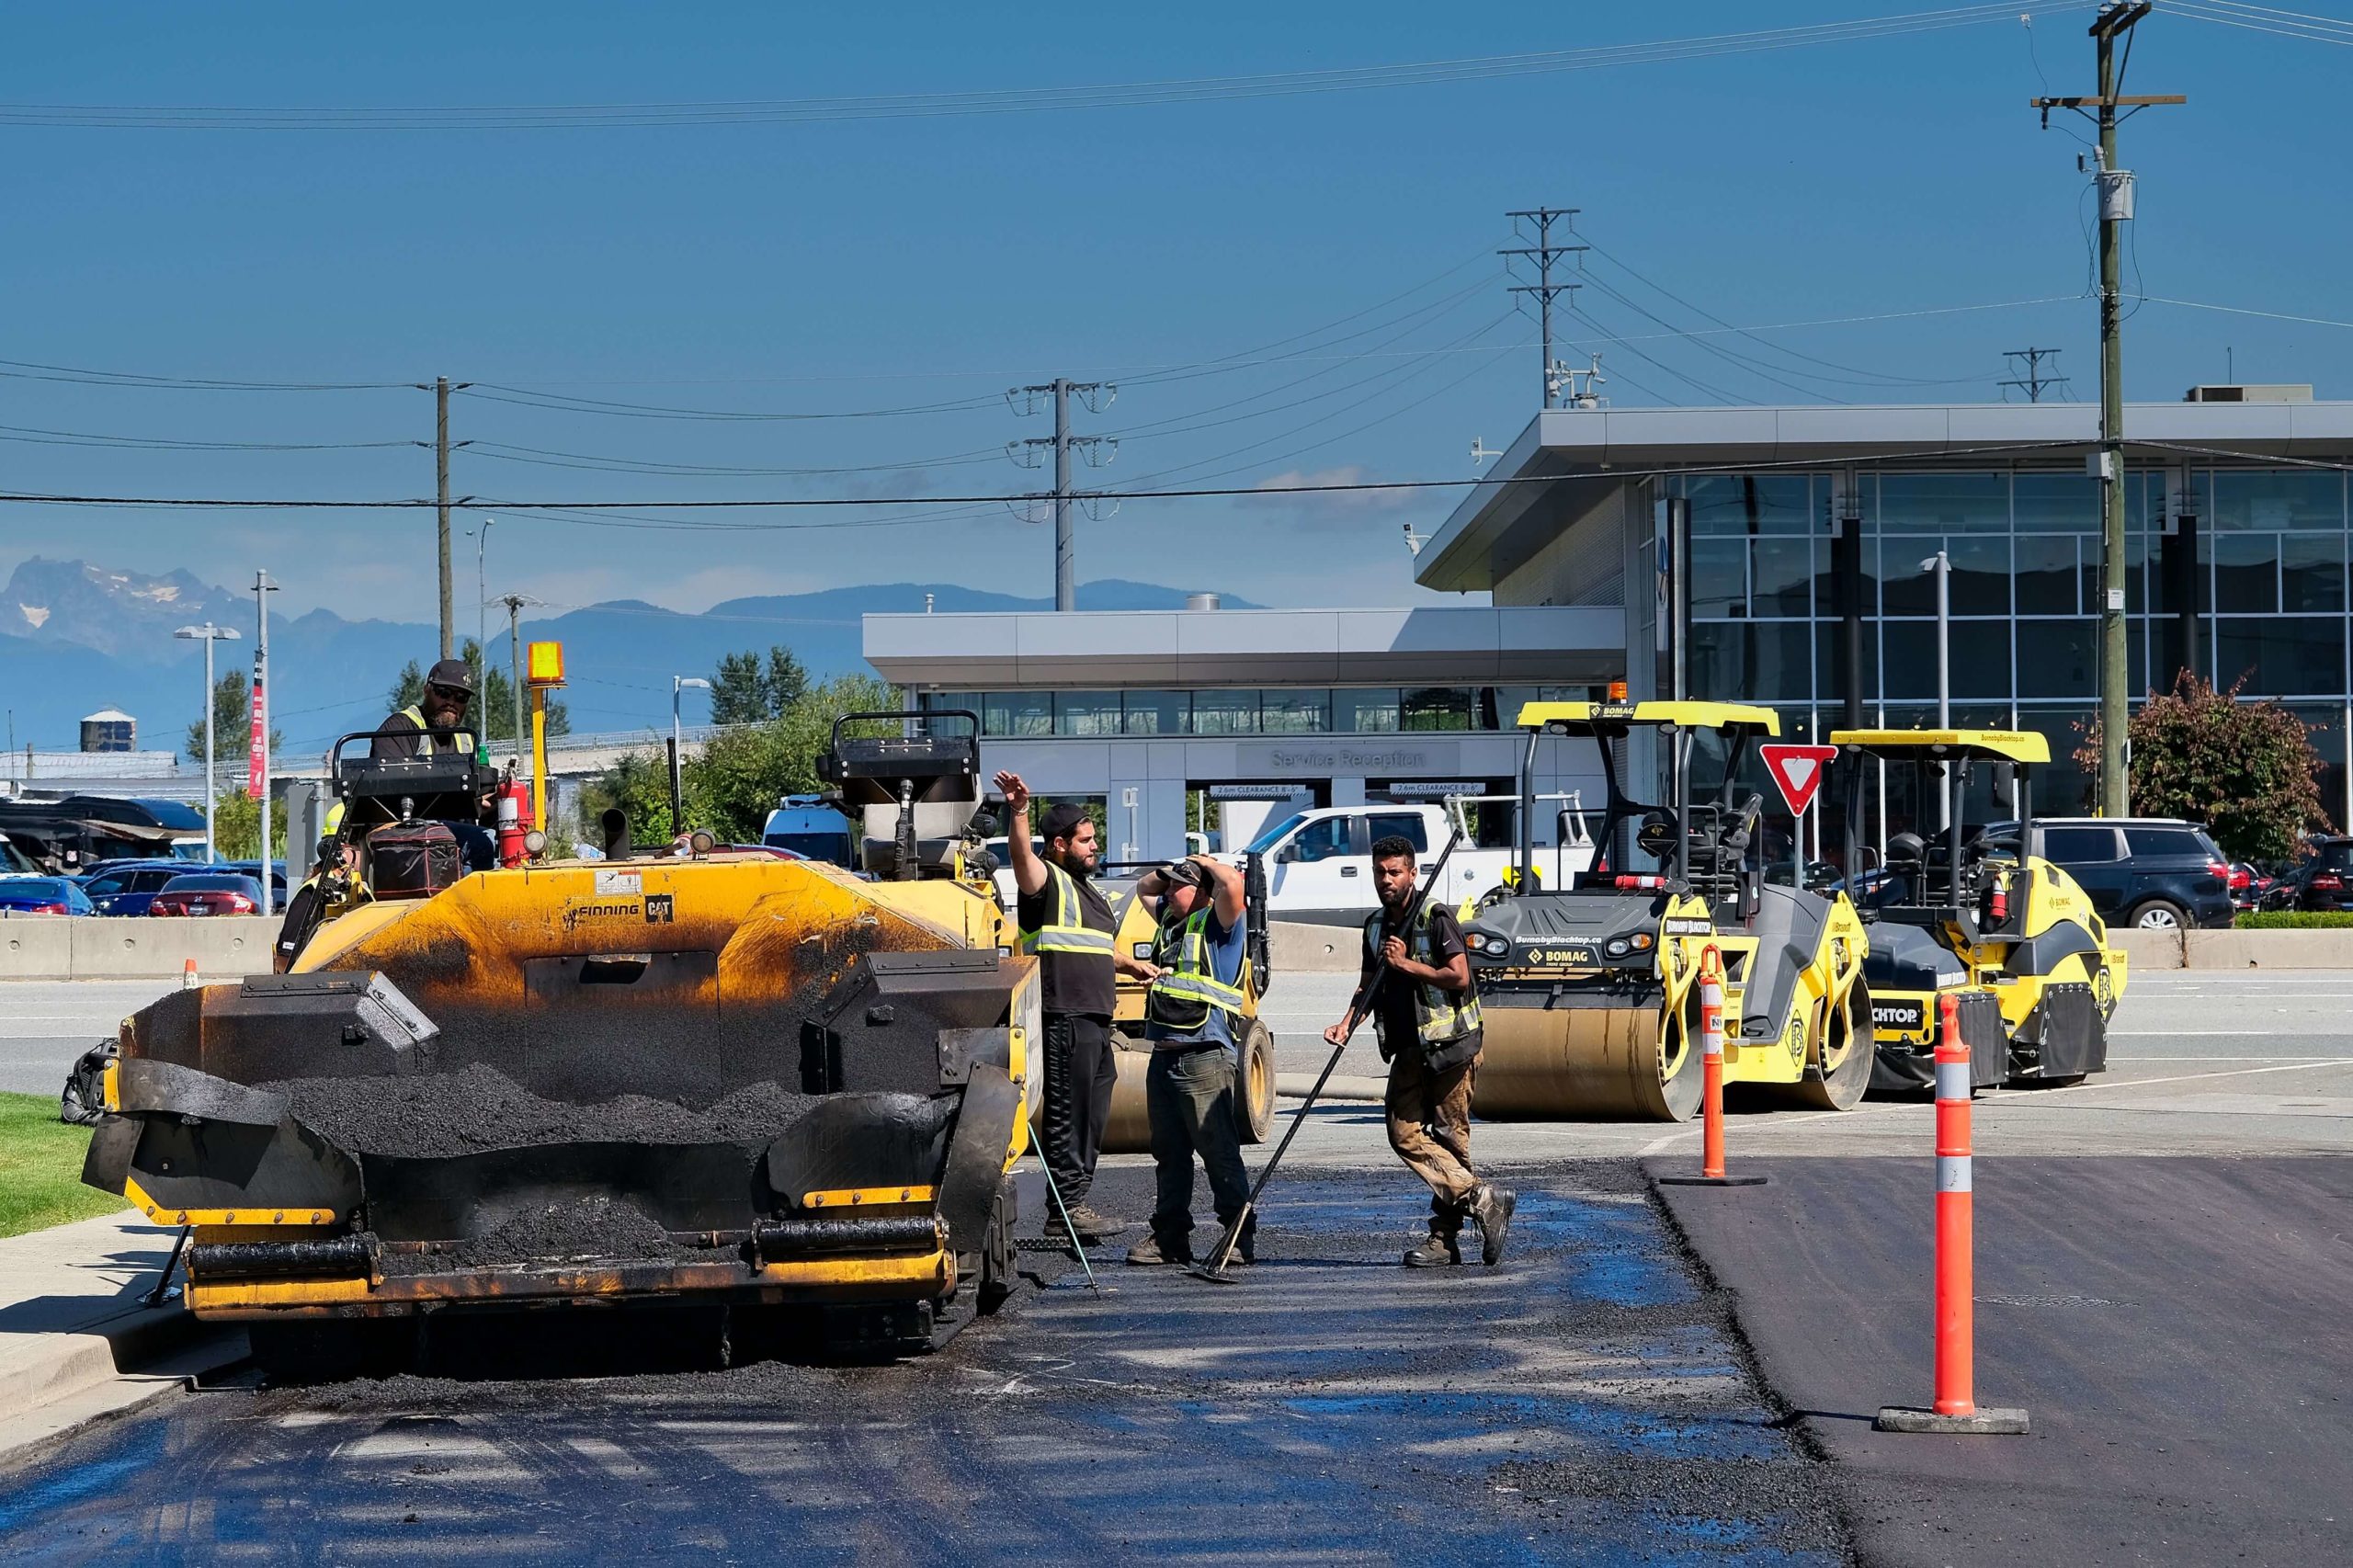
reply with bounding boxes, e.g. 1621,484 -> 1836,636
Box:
1529,944 -> 1599,966
563,898 -> 645,930
1783,1013 -> 1806,1059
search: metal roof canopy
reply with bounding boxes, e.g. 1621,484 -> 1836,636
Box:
1518,699 -> 1780,735
1828,729 -> 2052,765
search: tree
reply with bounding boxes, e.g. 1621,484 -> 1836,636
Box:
205,790 -> 289,862
709,644 -> 811,725
2074,672 -> 2329,863
590,673 -> 898,846
386,641 -> 570,745
185,667 -> 281,763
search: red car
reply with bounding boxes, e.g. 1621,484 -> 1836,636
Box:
147,872 -> 266,916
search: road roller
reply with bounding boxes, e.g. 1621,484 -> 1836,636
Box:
1828,728 -> 2126,1093
1459,699 -> 1872,1121
72,709 -> 1037,1371
1096,858 -> 1278,1153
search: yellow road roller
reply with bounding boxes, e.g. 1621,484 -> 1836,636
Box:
1460,699 -> 1872,1120
1828,728 -> 2127,1092
74,709 -> 1037,1369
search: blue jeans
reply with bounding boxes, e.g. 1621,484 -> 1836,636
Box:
1145,1045 -> 1254,1259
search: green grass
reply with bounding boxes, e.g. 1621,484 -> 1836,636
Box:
0,1091 -> 127,1240
2232,911 -> 2353,929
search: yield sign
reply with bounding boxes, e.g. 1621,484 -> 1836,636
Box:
1759,744 -> 1837,816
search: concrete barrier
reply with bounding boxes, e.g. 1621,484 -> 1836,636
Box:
1270,921 -> 1359,974
0,917 -> 278,981
2184,928 -> 2353,970
2110,927 -> 2185,971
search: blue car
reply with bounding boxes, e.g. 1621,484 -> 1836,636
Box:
78,860 -> 194,917
0,876 -> 97,915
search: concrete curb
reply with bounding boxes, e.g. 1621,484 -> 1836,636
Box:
0,915 -> 278,982
1276,1072 -> 1386,1103
0,1296 -> 243,1462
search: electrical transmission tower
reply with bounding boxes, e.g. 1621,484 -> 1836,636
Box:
2000,347 -> 2069,403
1502,207 -> 1586,409
1007,380 -> 1116,611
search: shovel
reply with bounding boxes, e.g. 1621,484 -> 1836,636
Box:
1190,828 -> 1464,1283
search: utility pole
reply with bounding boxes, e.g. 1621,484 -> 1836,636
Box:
252,572 -> 278,912
2033,1 -> 2181,817
503,594 -> 528,771
418,376 -> 475,661
1007,380 -> 1115,610
1999,347 -> 2069,403
1502,207 -> 1586,409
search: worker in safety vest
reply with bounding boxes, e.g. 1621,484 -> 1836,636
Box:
369,656 -> 495,869
273,803 -> 358,972
1326,834 -> 1516,1267
1126,852 -> 1254,1267
994,771 -> 1157,1247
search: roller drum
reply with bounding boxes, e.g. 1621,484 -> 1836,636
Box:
1097,1022 -> 1275,1153
1470,1001 -> 1699,1122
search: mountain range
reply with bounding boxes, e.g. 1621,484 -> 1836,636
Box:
0,558 -> 1255,756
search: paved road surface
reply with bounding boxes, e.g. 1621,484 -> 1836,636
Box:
0,1165 -> 1850,1565
0,981 -> 175,1096
1657,1156 -> 2353,1567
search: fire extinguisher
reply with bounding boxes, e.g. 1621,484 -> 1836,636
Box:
1986,868 -> 2009,927
495,777 -> 534,868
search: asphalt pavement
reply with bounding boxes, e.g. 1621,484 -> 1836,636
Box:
0,1165 -> 1851,1565
1656,1156 -> 2353,1567
0,981 -> 174,1096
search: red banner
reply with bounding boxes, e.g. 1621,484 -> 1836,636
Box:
247,672 -> 266,799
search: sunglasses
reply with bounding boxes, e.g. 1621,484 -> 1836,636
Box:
427,685 -> 471,702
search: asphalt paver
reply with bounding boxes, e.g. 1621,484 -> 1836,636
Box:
0,1163 -> 1849,1565
1654,1154 -> 2353,1567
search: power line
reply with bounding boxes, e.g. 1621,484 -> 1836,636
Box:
1501,207 -> 1586,407
2000,347 -> 2070,402
0,6 -> 2090,130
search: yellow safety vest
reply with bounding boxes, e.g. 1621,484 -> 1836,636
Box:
397,705 -> 475,756
1017,862 -> 1116,961
1145,908 -> 1250,1028
1365,903 -> 1483,1047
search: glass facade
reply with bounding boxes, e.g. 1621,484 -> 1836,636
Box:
923,685 -> 1600,739
1669,465 -> 2353,822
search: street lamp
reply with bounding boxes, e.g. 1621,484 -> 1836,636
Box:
1918,551 -> 1951,829
175,623 -> 241,863
672,676 -> 710,833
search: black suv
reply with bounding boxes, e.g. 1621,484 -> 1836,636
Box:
2026,817 -> 2236,931
2274,836 -> 2353,913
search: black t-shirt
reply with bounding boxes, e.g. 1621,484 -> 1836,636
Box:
1361,903 -> 1471,1057
1017,867 -> 1119,1018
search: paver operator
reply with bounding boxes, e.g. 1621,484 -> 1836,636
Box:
1127,852 -> 1255,1267
1326,835 -> 1516,1267
994,773 -> 1155,1246
369,657 -> 496,870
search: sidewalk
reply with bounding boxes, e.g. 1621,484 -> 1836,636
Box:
0,1211 -> 243,1460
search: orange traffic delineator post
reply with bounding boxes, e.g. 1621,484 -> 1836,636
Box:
180,958 -> 200,991
1875,992 -> 2029,1435
1659,945 -> 1767,1188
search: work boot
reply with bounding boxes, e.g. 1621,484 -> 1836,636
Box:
1471,1183 -> 1517,1267
1059,1203 -> 1129,1241
1125,1232 -> 1191,1267
1402,1234 -> 1461,1268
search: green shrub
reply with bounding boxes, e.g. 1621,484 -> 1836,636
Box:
2232,911 -> 2353,929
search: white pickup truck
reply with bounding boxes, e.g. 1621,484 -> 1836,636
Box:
1222,797 -> 1595,926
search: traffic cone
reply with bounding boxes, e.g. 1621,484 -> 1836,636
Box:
1659,945 -> 1766,1188
181,958 -> 199,990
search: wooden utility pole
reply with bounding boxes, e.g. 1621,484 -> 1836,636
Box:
2032,1 -> 2181,817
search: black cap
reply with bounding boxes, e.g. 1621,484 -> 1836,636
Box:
1162,857 -> 1210,892
1040,803 -> 1090,843
425,657 -> 475,696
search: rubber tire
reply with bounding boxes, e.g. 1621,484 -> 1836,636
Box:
2129,899 -> 2188,931
1787,979 -> 1874,1111
1238,1018 -> 1277,1144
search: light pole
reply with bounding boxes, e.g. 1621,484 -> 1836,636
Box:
175,623 -> 241,862
1919,550 -> 1951,829
252,572 -> 278,912
473,517 -> 494,655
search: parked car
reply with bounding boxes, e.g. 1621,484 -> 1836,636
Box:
2228,861 -> 2278,914
147,872 -> 267,917
78,860 -> 194,917
2022,817 -> 2236,930
2270,836 -> 2353,913
0,875 -> 97,915
221,860 -> 289,902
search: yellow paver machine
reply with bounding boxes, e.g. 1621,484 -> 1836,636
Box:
76,709 -> 1036,1369
1460,700 -> 1872,1120
1828,729 -> 2126,1092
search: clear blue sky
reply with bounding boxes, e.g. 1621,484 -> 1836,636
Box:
0,1 -> 2342,620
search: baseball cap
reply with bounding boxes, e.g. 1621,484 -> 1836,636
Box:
425,657 -> 475,696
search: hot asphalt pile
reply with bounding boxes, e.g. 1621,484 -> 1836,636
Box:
0,1159 -> 1856,1565
255,1062 -> 819,1158
376,1195 -> 692,1275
